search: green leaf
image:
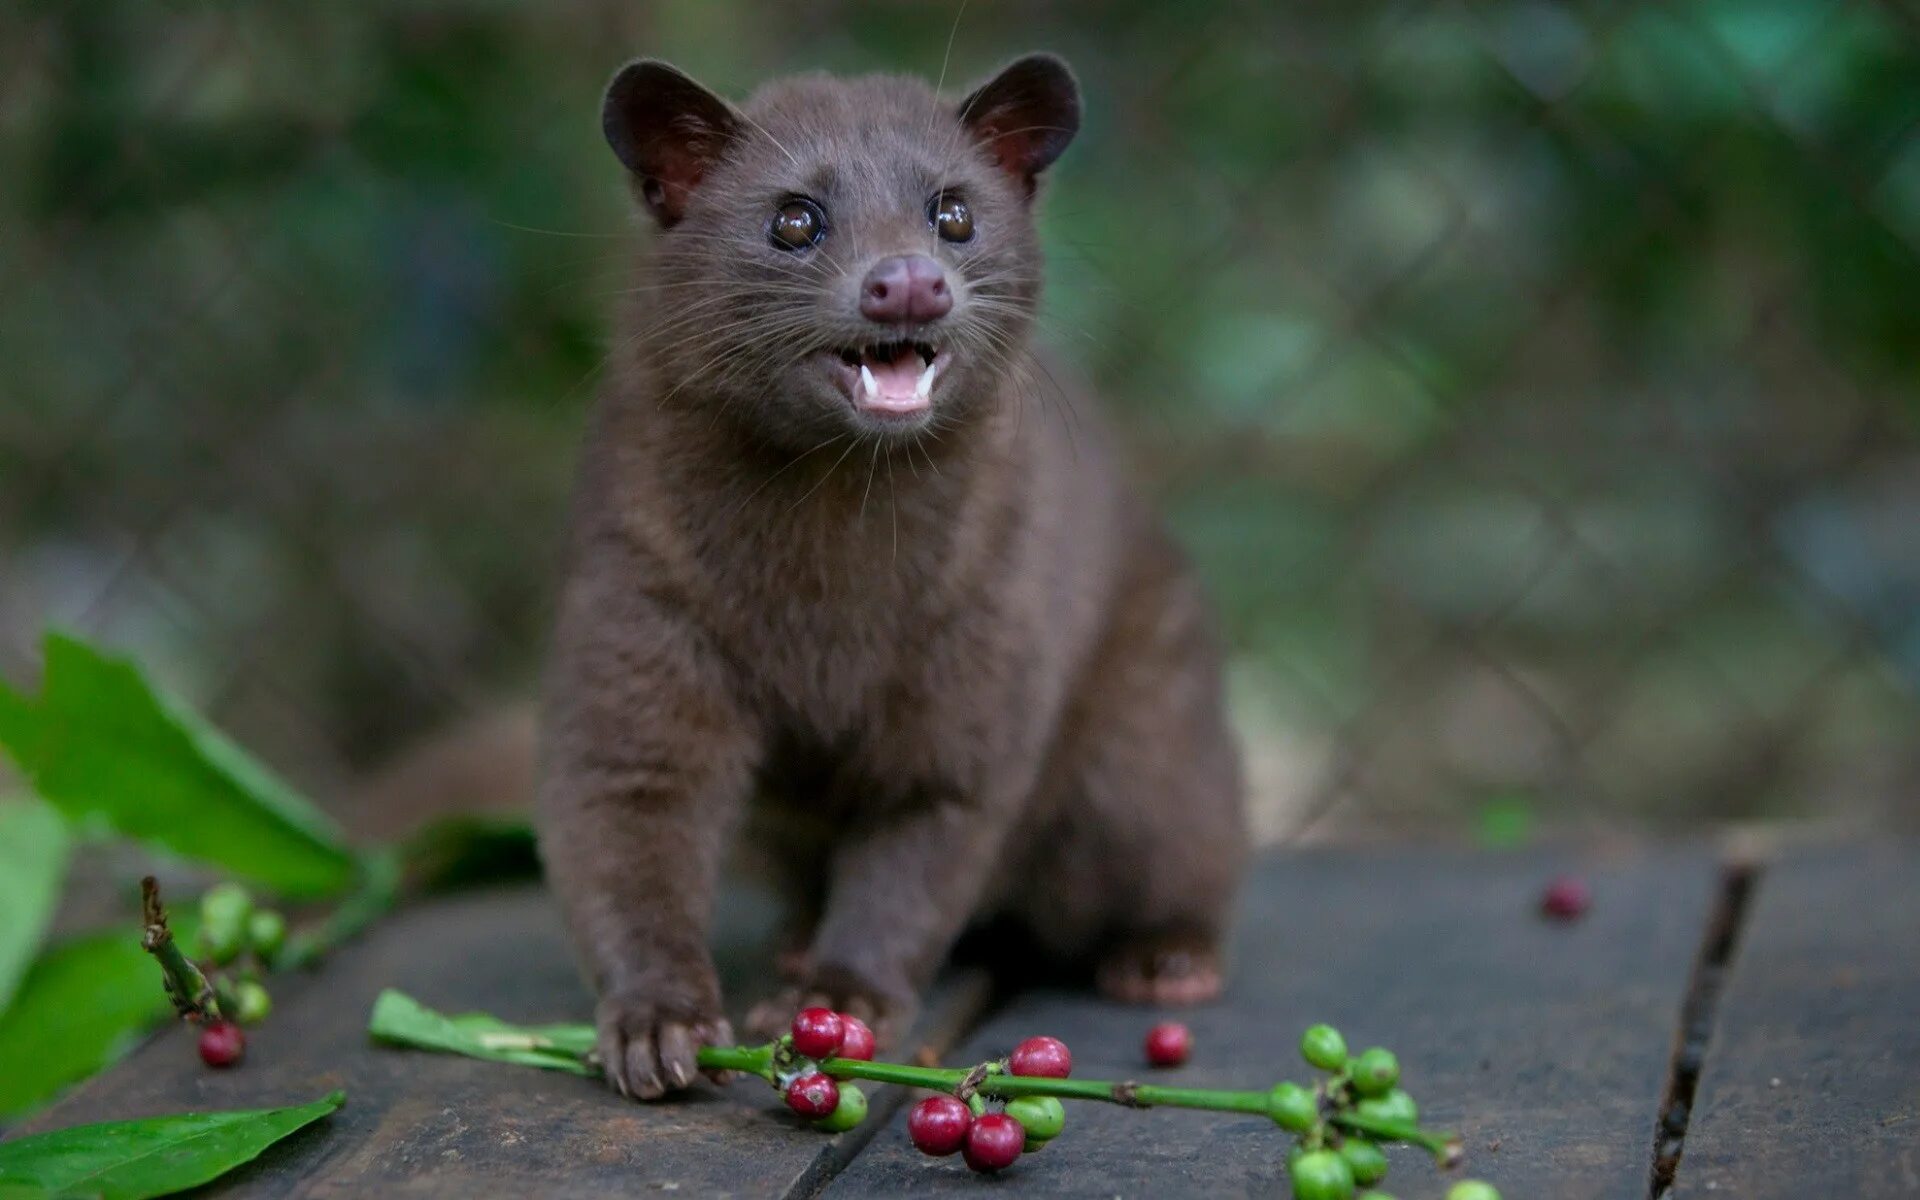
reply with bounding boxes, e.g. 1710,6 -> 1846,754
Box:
368,989 -> 595,1074
0,633 -> 356,898
0,1090 -> 343,1200
398,815 -> 540,891
0,800 -> 69,1013
0,919 -> 193,1120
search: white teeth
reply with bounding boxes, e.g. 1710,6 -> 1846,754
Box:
914,356 -> 939,401
859,364 -> 878,401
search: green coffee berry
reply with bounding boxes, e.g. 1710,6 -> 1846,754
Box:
1290,1148 -> 1356,1200
199,883 -> 253,930
1357,1193 -> 1398,1200
1006,1095 -> 1065,1142
814,1083 -> 868,1132
1269,1081 -> 1319,1132
1445,1184 -> 1501,1200
195,921 -> 244,966
1300,1024 -> 1349,1072
246,909 -> 287,959
233,979 -> 272,1025
1354,1088 -> 1418,1125
1350,1047 -> 1399,1097
1338,1137 -> 1388,1185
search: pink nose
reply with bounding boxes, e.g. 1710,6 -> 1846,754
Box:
859,254 -> 952,324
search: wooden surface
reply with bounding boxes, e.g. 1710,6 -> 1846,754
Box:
1673,845 -> 1920,1199
12,844 -> 1919,1198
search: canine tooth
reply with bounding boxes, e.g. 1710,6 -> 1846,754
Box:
859,364 -> 878,400
914,356 -> 939,401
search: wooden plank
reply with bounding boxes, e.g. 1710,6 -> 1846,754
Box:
1672,844 -> 1920,1199
9,882 -> 989,1199
825,847 -> 1718,1199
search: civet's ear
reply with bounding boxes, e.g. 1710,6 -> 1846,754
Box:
957,53 -> 1081,196
602,59 -> 744,226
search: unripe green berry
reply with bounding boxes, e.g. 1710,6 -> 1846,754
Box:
1338,1137 -> 1388,1185
233,979 -> 272,1025
1006,1095 -> 1065,1142
1350,1048 -> 1399,1098
199,883 -> 253,930
1446,1184 -> 1500,1200
1289,1148 -> 1356,1200
195,920 -> 244,966
813,1083 -> 868,1132
1354,1088 -> 1418,1126
1300,1024 -> 1349,1072
1269,1081 -> 1319,1132
246,910 -> 287,959
1357,1193 -> 1398,1200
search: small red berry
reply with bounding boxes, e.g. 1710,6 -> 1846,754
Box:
1008,1035 -> 1072,1078
962,1112 -> 1025,1173
1541,875 -> 1591,920
784,1071 -> 840,1119
197,1021 -> 246,1068
837,1014 -> 876,1061
907,1095 -> 972,1156
1144,1021 -> 1192,1067
790,1007 -> 846,1059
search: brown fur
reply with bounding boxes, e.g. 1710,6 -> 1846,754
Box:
535,54 -> 1246,1100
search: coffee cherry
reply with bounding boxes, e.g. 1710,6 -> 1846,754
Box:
1289,1147 -> 1356,1200
962,1112 -> 1025,1173
1357,1193 -> 1399,1200
790,1008 -> 845,1059
1541,876 -> 1591,920
197,1021 -> 246,1068
1268,1081 -> 1318,1132
246,910 -> 287,959
836,1014 -> 876,1061
1339,1137 -> 1389,1185
1300,1024 -> 1349,1072
784,1071 -> 840,1118
1446,1184 -> 1501,1200
232,980 -> 272,1025
1006,1095 -> 1065,1143
1355,1088 -> 1418,1125
199,883 -> 253,930
1144,1021 -> 1192,1067
1008,1036 -> 1072,1078
907,1095 -> 972,1156
1350,1047 -> 1399,1097
813,1083 -> 868,1132
195,921 -> 244,967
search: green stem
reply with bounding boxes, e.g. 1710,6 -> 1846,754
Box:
139,876 -> 223,1022
277,848 -> 402,969
693,1047 -> 1457,1158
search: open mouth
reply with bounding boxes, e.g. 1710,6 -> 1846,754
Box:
826,340 -> 941,417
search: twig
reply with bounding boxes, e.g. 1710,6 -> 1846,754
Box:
140,876 -> 223,1023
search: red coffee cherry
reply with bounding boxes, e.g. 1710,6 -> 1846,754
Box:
1008,1035 -> 1072,1078
1145,1021 -> 1192,1067
907,1095 -> 973,1156
790,1007 -> 846,1059
1541,875 -> 1592,920
962,1112 -> 1026,1172
836,1014 -> 876,1061
784,1071 -> 840,1118
197,1021 -> 246,1068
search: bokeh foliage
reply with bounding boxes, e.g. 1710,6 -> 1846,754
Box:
2,0 -> 1915,833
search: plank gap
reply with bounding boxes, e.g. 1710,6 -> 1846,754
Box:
1649,859 -> 1759,1198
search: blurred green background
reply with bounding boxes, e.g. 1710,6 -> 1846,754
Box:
2,0 -> 1916,839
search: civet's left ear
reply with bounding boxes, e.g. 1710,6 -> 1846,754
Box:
957,53 -> 1081,197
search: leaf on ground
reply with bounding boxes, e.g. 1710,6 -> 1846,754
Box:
0,919 -> 195,1121
0,1090 -> 343,1200
0,633 -> 356,898
368,989 -> 596,1074
0,800 -> 69,1014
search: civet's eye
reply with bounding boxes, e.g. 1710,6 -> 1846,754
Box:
929,193 -> 974,243
770,198 -> 827,251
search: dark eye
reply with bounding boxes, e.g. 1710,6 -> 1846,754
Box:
929,193 -> 974,243
770,198 -> 827,251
